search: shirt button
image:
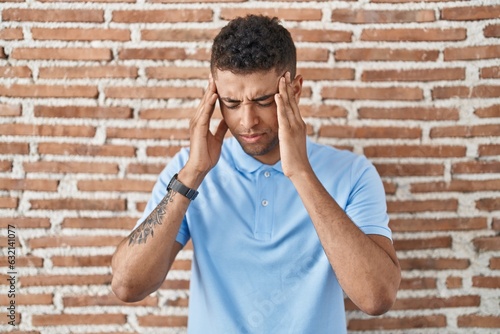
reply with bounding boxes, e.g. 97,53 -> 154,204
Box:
264,171 -> 271,178
261,200 -> 269,207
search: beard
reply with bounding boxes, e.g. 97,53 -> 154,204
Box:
233,130 -> 280,158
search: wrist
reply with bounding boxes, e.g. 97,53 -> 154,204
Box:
177,166 -> 207,189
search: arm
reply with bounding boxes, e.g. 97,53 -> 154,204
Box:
275,72 -> 400,315
111,77 -> 228,302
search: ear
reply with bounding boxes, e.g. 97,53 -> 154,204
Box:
291,74 -> 303,104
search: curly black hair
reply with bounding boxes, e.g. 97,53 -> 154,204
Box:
210,15 -> 296,78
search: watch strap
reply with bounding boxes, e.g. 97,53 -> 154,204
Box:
167,174 -> 198,200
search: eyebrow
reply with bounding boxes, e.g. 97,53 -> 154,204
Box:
221,92 -> 277,104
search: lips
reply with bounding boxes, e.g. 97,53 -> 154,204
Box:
239,133 -> 264,143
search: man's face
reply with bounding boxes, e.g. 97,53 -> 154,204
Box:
214,69 -> 300,165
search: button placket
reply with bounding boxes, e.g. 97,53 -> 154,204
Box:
254,169 -> 274,240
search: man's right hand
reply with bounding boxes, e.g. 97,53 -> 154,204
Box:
182,76 -> 228,186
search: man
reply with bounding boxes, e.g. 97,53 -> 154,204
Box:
111,15 -> 400,333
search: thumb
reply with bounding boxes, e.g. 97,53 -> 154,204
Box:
214,119 -> 229,143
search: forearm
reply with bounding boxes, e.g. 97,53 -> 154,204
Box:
289,168 -> 400,315
111,168 -> 200,302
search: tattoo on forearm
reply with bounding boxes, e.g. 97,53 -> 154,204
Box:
128,190 -> 176,246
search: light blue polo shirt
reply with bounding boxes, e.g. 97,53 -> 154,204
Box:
137,137 -> 391,333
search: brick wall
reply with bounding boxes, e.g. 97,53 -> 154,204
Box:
0,0 -> 499,332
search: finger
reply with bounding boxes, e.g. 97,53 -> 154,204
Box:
275,81 -> 290,128
285,72 -> 301,119
193,78 -> 217,125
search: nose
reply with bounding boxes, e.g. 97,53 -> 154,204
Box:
240,103 -> 259,129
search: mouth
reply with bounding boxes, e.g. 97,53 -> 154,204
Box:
239,133 -> 264,143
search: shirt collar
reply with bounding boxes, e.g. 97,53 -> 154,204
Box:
229,137 -> 313,174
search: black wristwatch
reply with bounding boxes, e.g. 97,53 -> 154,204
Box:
167,174 -> 198,200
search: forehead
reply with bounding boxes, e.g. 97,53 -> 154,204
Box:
214,69 -> 281,99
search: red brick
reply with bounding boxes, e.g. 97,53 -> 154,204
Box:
388,199 -> 458,213
107,127 -> 190,140
137,315 -> 188,327
394,236 -> 452,251
472,85 -> 500,98
2,9 -> 104,22
0,27 -> 23,40
479,144 -> 500,156
473,237 -> 500,251
361,28 -> 466,41
484,24 -> 500,38
29,235 -> 124,248
32,314 -> 126,326
61,217 -> 136,230
0,84 -> 98,98
298,48 -> 330,62
11,48 -> 111,61
0,66 -> 31,78
322,86 -> 423,101
399,277 -> 436,290
393,295 -> 480,310
166,297 -> 189,307
0,161 -> 12,172
118,47 -> 187,60
390,217 -> 487,232
146,145 -> 183,157
300,105 -> 347,118
34,105 -> 132,119
481,66 -> 500,79
63,294 -> 157,307
431,125 -> 500,138
458,315 -> 500,328
290,29 -> 352,43
446,276 -> 463,289
475,104 -> 500,117
160,279 -> 190,290
0,293 -> 52,305
319,125 -> 421,138
30,198 -> 126,211
24,161 -> 119,175
77,179 -> 155,192
491,257 -> 500,269
0,104 -> 22,116
477,198 -> 500,211
142,28 -> 218,42
0,218 -> 51,229
335,48 -> 439,61
221,8 -> 322,21
52,255 -> 111,267
127,163 -> 165,175
444,45 -> 500,61
300,68 -> 354,81
442,5 -> 500,21
332,9 -> 435,23
0,197 -> 17,209
358,107 -> 459,120
473,275 -> 500,288
452,161 -> 500,174
348,315 -> 446,330
411,180 -> 500,193
0,178 -> 58,192
113,9 -> 212,23
364,145 -> 466,158
146,66 -> 209,80
0,48 -> 4,59
32,28 -> 130,41
39,66 -> 137,79
38,143 -> 136,157
0,124 -> 95,137
20,274 -> 111,287
400,258 -> 470,270
140,107 -> 197,119
105,86 -> 202,99
0,256 -> 43,268
362,68 -> 465,82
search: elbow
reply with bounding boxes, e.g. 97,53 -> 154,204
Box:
111,276 -> 143,303
361,273 -> 401,316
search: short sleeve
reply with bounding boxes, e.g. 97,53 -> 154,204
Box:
345,156 -> 392,240
133,148 -> 191,246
